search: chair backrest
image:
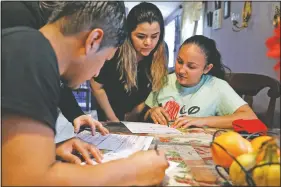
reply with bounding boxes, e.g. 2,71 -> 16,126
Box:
226,73 -> 280,127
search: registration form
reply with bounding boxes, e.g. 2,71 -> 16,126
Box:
122,121 -> 182,135
77,131 -> 154,152
81,148 -> 179,176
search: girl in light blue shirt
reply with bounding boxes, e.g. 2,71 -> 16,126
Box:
144,35 -> 257,129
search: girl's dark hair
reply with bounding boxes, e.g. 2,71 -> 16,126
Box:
181,35 -> 231,80
126,2 -> 165,53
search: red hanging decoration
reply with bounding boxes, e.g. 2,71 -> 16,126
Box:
265,23 -> 280,80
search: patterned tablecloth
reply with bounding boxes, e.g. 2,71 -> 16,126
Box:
102,123 -> 231,186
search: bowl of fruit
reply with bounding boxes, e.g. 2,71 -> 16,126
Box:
210,130 -> 280,186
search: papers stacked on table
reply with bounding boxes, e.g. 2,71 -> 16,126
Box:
77,128 -> 179,175
122,121 -> 182,134
77,131 -> 154,152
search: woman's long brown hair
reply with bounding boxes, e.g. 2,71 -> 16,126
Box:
117,2 -> 168,92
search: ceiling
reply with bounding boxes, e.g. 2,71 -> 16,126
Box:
124,1 -> 182,20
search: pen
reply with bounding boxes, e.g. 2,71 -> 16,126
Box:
154,140 -> 159,155
77,126 -> 92,134
168,120 -> 175,127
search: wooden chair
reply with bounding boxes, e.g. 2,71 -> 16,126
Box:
226,73 -> 280,127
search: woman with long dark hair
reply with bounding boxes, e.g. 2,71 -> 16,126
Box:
91,2 -> 168,122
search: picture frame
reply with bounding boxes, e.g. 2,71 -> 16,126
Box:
212,9 -> 222,30
224,1 -> 231,19
214,1 -> 221,10
207,11 -> 213,27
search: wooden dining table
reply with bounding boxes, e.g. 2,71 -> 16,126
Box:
100,122 -> 231,186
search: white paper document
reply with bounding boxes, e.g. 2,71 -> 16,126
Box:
81,149 -> 134,165
122,121 -> 182,134
82,149 -> 179,175
77,131 -> 154,152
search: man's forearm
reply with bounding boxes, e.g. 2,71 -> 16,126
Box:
46,158 -> 136,186
2,115 -> 136,186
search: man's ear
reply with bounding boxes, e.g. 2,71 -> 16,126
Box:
203,64 -> 213,74
85,29 -> 104,54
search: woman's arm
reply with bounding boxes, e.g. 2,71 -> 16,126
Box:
133,102 -> 146,114
172,104 -> 257,129
144,107 -> 151,122
125,102 -> 147,121
90,79 -> 119,122
58,86 -> 84,122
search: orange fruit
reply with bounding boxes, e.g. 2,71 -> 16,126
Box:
211,131 -> 253,168
251,136 -> 273,152
252,136 -> 280,163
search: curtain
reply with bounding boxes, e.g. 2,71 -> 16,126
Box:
174,15 -> 182,66
180,1 -> 203,43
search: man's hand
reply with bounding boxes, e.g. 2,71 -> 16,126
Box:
127,150 -> 169,186
56,137 -> 103,165
73,115 -> 109,135
3,115 -> 170,186
148,107 -> 171,125
171,116 -> 207,129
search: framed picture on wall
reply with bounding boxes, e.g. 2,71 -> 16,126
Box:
214,1 -> 221,10
224,1 -> 231,19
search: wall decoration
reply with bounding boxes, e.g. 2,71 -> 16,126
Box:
181,2 -> 203,42
224,1 -> 231,19
214,1 -> 221,10
212,9 -> 223,30
207,11 -> 213,27
266,5 -> 280,80
273,5 -> 280,28
231,1 -> 252,32
241,1 -> 252,28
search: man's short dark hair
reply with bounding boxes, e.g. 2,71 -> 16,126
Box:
42,1 -> 126,48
